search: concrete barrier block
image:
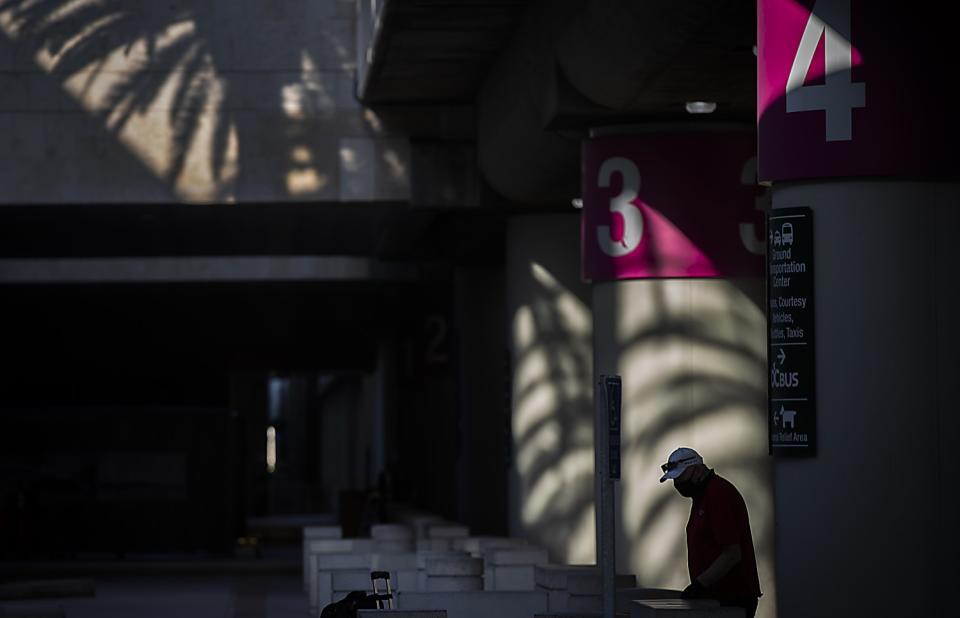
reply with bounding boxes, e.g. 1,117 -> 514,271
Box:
545,593 -> 615,613
0,579 -> 95,600
304,537 -> 361,587
359,611 -> 445,618
535,565 -> 578,590
491,565 -> 536,591
486,548 -> 549,566
616,589 -> 680,613
310,538 -> 372,554
396,569 -> 419,592
534,566 -> 635,594
424,576 -> 483,592
318,553 -> 372,570
303,526 -> 352,587
305,525 -> 344,539
566,596 -> 600,613
427,525 -> 469,539
0,606 -> 65,618
334,569 -> 375,591
326,565 -> 417,594
310,554 -> 372,609
630,600 -> 742,618
415,553 -> 473,590
359,611 -> 446,618
373,524 -> 414,540
414,519 -> 444,539
547,590 -> 569,612
455,537 -> 528,555
569,573 -> 635,596
397,590 -> 548,618
311,571 -> 333,610
417,538 -> 453,552
416,551 -> 468,569
425,558 -> 483,577
320,566 -> 423,592
374,553 -> 419,570
404,515 -> 444,539
377,540 -> 416,553
306,540 -> 357,566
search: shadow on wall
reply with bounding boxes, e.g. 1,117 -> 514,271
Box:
596,277 -> 775,617
514,263 -> 775,610
0,0 -> 407,202
512,259 -> 596,564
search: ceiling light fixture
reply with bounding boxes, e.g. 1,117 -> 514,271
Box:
685,101 -> 717,114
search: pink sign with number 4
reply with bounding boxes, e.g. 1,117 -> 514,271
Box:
757,0 -> 957,182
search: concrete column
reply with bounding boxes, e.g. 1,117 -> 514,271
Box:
583,127 -> 774,617
506,214 -> 595,563
592,278 -> 773,617
770,181 -> 960,617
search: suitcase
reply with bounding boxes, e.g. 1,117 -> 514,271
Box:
320,590 -> 378,618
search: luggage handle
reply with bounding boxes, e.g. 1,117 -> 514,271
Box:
370,572 -> 394,609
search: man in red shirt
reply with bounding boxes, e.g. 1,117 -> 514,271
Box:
659,447 -> 762,618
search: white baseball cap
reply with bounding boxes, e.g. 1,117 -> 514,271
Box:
658,447 -> 703,483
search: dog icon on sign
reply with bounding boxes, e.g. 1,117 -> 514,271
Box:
775,405 -> 797,429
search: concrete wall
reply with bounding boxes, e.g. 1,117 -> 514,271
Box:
320,376 -> 367,498
0,0 -> 411,203
506,213 -> 595,563
771,181 -> 960,618
593,278 -> 775,618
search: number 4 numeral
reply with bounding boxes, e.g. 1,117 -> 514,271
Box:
785,0 -> 865,141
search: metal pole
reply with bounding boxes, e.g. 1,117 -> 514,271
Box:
595,375 -> 621,618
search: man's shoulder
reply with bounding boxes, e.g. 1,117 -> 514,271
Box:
705,474 -> 746,504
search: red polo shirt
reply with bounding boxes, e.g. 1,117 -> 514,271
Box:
686,473 -> 761,602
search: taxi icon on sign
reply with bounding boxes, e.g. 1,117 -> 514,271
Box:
773,230 -> 782,246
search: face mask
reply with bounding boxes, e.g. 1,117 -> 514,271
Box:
674,479 -> 699,497
674,469 -> 712,498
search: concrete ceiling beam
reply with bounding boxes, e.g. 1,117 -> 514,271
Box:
553,0 -> 755,116
475,1 -> 581,205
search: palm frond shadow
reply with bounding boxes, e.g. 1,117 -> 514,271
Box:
514,274 -> 768,574
0,0 -> 223,183
0,0 -> 268,194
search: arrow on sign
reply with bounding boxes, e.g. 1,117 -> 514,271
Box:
777,348 -> 786,366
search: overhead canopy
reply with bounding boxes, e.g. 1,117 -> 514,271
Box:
359,0 -> 755,204
358,0 -> 532,103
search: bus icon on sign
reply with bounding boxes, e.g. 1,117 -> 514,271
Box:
781,223 -> 794,246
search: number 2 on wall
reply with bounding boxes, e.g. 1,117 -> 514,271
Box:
785,0 -> 865,141
596,157 -> 643,257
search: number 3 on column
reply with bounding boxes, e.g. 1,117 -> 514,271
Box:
597,157 -> 643,257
